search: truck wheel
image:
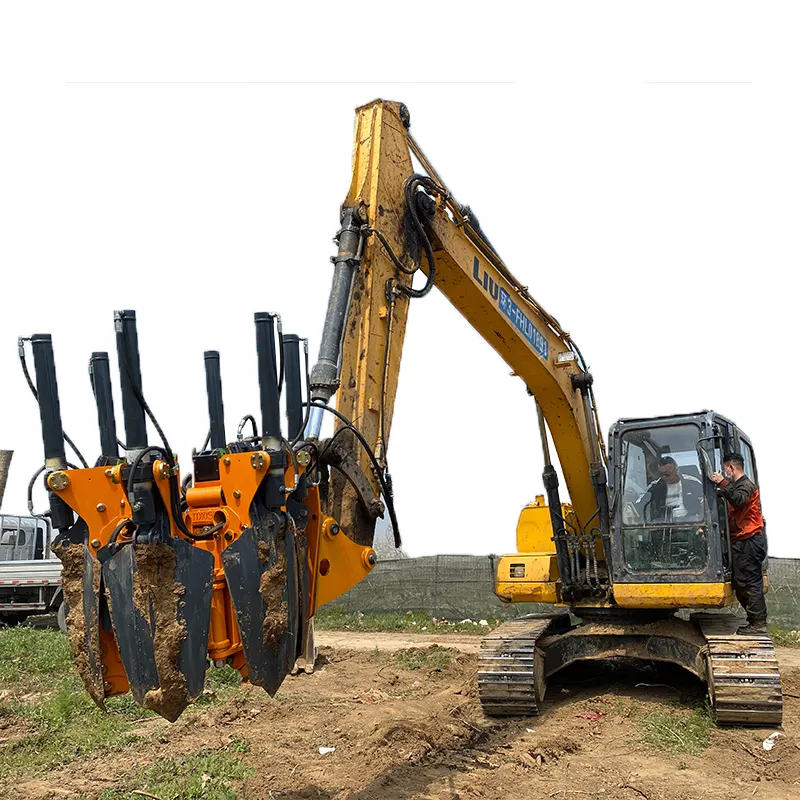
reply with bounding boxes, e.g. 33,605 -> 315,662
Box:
57,601 -> 68,634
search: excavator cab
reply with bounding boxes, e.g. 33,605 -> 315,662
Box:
607,410 -> 759,607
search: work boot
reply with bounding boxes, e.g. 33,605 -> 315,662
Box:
737,621 -> 768,635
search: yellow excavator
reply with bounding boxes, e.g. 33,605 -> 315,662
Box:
23,100 -> 781,726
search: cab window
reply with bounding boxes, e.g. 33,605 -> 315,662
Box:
618,424 -> 709,573
740,440 -> 756,479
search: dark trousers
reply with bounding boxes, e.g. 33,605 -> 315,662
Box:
731,534 -> 768,624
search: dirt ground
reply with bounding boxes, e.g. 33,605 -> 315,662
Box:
8,632 -> 800,800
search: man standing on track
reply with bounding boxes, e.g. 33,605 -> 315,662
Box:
711,453 -> 768,635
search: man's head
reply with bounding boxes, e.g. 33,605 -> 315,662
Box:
658,456 -> 680,484
723,452 -> 745,481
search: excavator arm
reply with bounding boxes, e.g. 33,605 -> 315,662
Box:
308,100 -> 610,601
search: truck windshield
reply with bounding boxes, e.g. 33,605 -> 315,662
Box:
619,424 -> 708,572
0,516 -> 48,561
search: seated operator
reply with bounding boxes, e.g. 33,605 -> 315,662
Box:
636,456 -> 704,523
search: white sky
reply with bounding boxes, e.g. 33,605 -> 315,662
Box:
1,3 -> 797,558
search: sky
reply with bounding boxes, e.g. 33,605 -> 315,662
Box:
1,3 -> 798,558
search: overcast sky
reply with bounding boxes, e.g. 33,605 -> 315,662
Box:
1,3 -> 797,558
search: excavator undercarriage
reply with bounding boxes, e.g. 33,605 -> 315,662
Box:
478,612 -> 783,726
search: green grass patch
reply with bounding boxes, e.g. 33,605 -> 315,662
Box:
0,680 -> 146,781
205,664 -> 244,688
769,625 -> 800,648
394,647 -> 453,671
0,628 -> 149,780
637,704 -> 713,755
228,735 -> 251,754
315,607 -> 492,635
0,627 -> 73,691
98,748 -> 253,800
0,628 -> 246,784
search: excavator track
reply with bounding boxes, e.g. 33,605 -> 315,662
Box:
478,614 -> 570,716
693,613 -> 783,727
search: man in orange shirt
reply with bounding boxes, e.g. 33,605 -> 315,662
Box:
711,453 -> 767,635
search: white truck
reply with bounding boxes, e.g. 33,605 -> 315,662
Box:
0,513 -> 64,628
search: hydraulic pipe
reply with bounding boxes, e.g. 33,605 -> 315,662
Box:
254,312 -> 282,449
204,351 -> 226,450
89,352 -> 119,460
282,334 -> 303,441
31,334 -> 67,468
307,208 -> 362,437
30,334 -> 73,530
536,402 -> 573,595
114,310 -> 148,452
572,373 -> 612,588
536,401 -> 552,467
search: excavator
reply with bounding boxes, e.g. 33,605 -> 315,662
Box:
22,99 -> 781,726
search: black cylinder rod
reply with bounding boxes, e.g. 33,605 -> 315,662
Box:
30,334 -> 66,466
90,352 -> 119,459
254,312 -> 282,447
204,350 -> 226,450
282,334 -> 303,441
30,334 -> 73,531
114,310 -> 147,451
309,208 -> 361,406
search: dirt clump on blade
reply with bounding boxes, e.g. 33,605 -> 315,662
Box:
258,537 -> 288,650
133,543 -> 189,722
51,541 -> 104,706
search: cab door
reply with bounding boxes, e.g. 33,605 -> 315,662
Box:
708,418 -> 734,580
734,428 -> 767,550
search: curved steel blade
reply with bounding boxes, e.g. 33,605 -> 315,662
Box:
53,533 -> 104,707
103,539 -> 214,721
221,512 -> 299,695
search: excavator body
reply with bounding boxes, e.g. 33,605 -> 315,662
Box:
21,99 -> 781,726
485,411 -> 781,726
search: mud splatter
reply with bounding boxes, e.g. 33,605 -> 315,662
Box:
132,543 -> 189,722
258,536 -> 288,651
51,541 -> 104,706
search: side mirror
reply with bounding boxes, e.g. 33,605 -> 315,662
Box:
697,446 -> 715,480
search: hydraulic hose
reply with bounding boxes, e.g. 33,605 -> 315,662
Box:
304,401 -> 401,548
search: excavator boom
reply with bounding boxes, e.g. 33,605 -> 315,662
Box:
308,100 -> 609,603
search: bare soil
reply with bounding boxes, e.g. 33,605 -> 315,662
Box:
8,633 -> 800,800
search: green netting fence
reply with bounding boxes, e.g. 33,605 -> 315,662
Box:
330,555 -> 800,629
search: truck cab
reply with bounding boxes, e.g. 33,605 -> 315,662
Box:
0,514 -> 63,626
